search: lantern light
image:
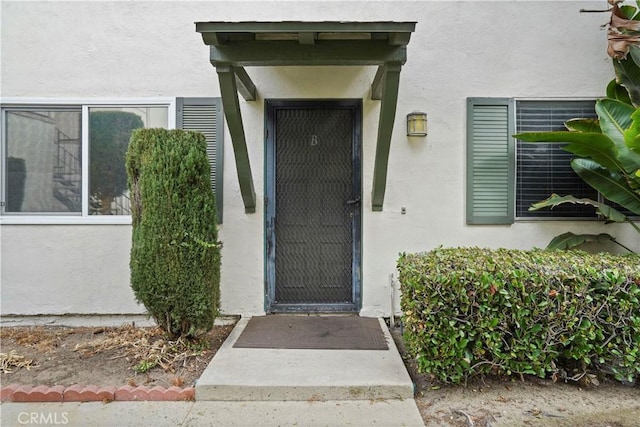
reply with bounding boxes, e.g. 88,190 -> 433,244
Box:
406,111 -> 427,137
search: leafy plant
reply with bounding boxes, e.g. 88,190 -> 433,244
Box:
515,97 -> 640,251
126,129 -> 221,339
605,0 -> 640,105
513,2 -> 640,251
133,359 -> 157,374
398,247 -> 640,385
545,230 -> 635,253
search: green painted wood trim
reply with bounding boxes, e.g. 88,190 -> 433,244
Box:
201,32 -> 230,46
197,21 -> 418,213
298,32 -> 316,45
233,66 -> 257,101
196,21 -> 416,37
371,63 -> 402,211
388,32 -> 412,46
370,66 -> 385,100
216,65 -> 256,213
210,41 -> 407,67
466,98 -> 515,225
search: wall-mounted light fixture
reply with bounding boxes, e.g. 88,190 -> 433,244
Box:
406,111 -> 427,137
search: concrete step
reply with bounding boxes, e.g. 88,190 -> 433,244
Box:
195,317 -> 415,401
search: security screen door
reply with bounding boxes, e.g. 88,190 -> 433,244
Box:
265,100 -> 361,312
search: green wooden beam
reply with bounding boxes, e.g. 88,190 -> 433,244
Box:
201,32 -> 226,46
210,41 -> 407,67
196,21 -> 416,37
233,66 -> 257,101
388,32 -> 412,46
216,65 -> 256,213
201,32 -> 255,46
196,22 -> 417,213
371,63 -> 402,211
370,66 -> 385,100
298,32 -> 316,44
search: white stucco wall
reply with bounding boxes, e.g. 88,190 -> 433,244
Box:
1,1 -> 638,321
0,225 -> 139,315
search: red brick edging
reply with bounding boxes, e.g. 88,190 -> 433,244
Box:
1,384 -> 195,402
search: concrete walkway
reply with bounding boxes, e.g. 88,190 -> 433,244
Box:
1,317 -> 425,426
1,400 -> 424,426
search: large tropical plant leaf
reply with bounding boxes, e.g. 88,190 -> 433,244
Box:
631,45 -> 640,67
619,151 -> 640,180
625,108 -> 640,187
596,98 -> 634,145
572,158 -> 640,215
565,118 -> 601,133
619,4 -> 640,21
607,79 -> 634,106
625,107 -> 640,154
597,99 -> 640,172
607,2 -> 640,106
613,56 -> 640,107
514,131 -> 623,172
529,193 -> 630,223
546,232 -> 618,251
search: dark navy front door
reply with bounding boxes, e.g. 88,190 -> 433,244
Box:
265,100 -> 361,312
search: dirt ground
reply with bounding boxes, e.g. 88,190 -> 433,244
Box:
0,324 -> 234,389
390,328 -> 640,427
1,322 -> 639,426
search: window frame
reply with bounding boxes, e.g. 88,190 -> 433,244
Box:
467,96 -> 623,224
1,98 -> 176,225
514,97 -> 601,221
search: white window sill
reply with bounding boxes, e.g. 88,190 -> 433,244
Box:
0,216 -> 132,225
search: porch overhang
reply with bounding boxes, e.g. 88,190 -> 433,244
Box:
195,21 -> 416,212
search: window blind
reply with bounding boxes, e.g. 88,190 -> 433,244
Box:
515,100 -> 599,218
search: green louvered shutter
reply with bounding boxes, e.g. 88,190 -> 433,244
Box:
466,98 -> 514,225
177,97 -> 224,224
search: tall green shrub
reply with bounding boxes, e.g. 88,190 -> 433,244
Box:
126,128 -> 221,338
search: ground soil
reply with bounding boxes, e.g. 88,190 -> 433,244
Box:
390,327 -> 640,427
0,324 -> 234,389
1,323 -> 639,426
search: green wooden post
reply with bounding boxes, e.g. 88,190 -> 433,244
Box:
216,64 -> 256,213
372,63 -> 401,211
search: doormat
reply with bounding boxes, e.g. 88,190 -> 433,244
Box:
232,315 -> 389,350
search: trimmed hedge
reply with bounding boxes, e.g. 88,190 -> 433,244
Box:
126,128 -> 221,339
398,247 -> 640,384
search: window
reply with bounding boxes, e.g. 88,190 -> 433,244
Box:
467,98 -> 604,224
5,108 -> 82,214
89,106 -> 169,215
516,100 -> 599,218
1,98 -> 223,223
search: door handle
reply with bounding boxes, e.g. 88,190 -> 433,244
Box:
346,197 -> 361,206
